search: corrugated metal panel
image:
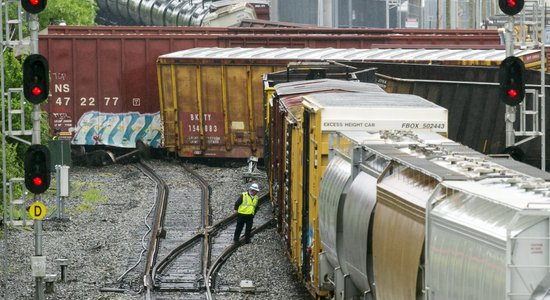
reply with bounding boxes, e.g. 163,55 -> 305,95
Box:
160,47 -> 539,65
340,171 -> 377,294
319,156 -> 352,267
274,79 -> 386,124
274,79 -> 383,96
304,92 -> 443,108
380,75 -> 547,168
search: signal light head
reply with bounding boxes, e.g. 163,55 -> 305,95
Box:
499,0 -> 524,16
23,54 -> 49,104
24,145 -> 51,194
21,0 -> 47,14
499,56 -> 526,106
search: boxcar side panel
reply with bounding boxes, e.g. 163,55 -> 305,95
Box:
306,106 -> 326,295
71,40 -> 101,145
290,122 -> 304,279
164,62 -> 283,157
177,65 -> 200,154
123,39 -> 159,114
99,39 -> 123,113
45,39 -> 74,138
157,63 -> 177,151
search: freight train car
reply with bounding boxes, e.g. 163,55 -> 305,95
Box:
308,130 -> 550,299
96,0 -> 270,26
340,62 -> 550,169
38,26 -> 502,150
265,78 -> 384,246
157,47 -> 538,159
265,81 -> 448,296
261,61 -> 377,164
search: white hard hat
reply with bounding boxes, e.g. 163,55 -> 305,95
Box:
249,183 -> 260,192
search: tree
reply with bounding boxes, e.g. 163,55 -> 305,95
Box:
39,0 -> 98,28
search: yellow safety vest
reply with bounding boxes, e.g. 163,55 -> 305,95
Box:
237,192 -> 258,215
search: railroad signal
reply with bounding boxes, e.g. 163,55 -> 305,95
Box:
24,145 -> 51,194
23,54 -> 50,104
499,0 -> 524,16
21,0 -> 47,14
499,56 -> 525,106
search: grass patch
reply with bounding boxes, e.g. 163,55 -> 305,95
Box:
82,189 -> 108,203
67,180 -> 108,214
70,203 -> 94,213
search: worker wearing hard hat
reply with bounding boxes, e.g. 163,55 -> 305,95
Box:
233,183 -> 260,244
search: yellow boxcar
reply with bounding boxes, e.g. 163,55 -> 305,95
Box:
157,49 -> 288,158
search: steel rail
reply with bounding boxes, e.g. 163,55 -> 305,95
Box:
205,204 -> 274,300
137,161 -> 169,299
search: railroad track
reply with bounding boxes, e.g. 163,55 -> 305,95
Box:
137,160 -> 273,299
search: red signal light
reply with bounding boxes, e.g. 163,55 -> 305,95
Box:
31,86 -> 42,96
33,176 -> 43,186
499,0 -> 524,15
507,89 -> 518,98
21,0 -> 47,14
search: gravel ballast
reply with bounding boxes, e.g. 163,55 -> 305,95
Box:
0,160 -> 309,299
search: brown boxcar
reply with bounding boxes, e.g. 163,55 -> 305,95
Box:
38,25 -> 501,149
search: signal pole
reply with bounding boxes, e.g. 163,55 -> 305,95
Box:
498,0 -> 526,152
504,16 -> 515,147
20,0 -> 50,299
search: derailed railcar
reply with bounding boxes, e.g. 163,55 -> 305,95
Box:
265,79 -> 384,256
157,48 -> 291,158
267,85 -> 448,297
262,61 -> 376,168
315,130 -> 550,299
159,47 -> 535,159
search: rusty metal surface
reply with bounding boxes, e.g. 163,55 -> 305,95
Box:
44,25 -> 502,38
157,59 -> 280,158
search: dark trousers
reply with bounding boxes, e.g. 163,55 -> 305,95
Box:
234,213 -> 254,243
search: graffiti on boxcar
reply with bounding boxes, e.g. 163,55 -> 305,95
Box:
72,111 -> 162,148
